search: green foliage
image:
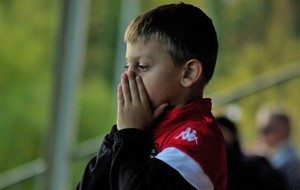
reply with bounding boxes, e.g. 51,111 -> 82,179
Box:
0,0 -> 57,169
77,77 -> 115,142
84,0 -> 121,82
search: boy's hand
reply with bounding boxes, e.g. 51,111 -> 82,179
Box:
117,71 -> 168,131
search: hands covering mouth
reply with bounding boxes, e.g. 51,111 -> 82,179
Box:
117,71 -> 169,131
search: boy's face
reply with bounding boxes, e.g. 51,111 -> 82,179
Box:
125,38 -> 184,109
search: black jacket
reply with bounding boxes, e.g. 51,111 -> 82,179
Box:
76,125 -> 196,190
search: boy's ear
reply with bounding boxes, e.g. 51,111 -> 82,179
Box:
181,59 -> 203,87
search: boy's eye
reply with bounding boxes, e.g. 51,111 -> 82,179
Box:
123,64 -> 149,72
138,65 -> 149,71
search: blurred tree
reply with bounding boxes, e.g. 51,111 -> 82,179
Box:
83,0 -> 121,83
0,0 -> 58,170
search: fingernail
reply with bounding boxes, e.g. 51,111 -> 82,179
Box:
121,73 -> 127,79
128,71 -> 135,78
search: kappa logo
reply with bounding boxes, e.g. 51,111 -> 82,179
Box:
175,127 -> 198,145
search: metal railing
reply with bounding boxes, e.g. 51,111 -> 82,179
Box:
0,135 -> 104,189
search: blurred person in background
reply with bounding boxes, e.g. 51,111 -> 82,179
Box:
256,108 -> 300,190
216,116 -> 286,190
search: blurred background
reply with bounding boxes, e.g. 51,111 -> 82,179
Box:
0,0 -> 299,189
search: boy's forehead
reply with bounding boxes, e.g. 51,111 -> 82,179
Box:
126,37 -> 167,58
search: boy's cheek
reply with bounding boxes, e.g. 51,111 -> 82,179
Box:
140,79 -> 165,109
148,94 -> 162,110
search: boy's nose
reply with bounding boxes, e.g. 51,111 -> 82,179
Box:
126,66 -> 134,72
125,66 -> 136,74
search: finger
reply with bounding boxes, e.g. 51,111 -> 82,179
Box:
117,83 -> 124,108
153,103 -> 169,120
127,71 -> 140,102
117,83 -> 124,128
121,73 -> 132,103
135,75 -> 149,104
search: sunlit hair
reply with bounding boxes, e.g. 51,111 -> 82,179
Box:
124,3 -> 218,84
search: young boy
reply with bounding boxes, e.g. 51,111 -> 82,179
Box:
77,3 -> 227,190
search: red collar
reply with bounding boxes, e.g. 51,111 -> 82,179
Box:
154,98 -> 212,129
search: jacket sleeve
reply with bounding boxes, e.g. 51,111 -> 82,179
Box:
76,125 -> 117,190
110,128 -> 196,190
